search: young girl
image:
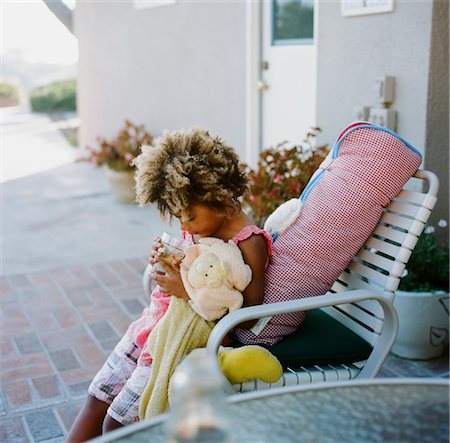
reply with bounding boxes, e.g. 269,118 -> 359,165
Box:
67,128 -> 272,442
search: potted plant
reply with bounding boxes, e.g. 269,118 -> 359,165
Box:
83,119 -> 153,203
242,129 -> 329,227
393,220 -> 449,360
0,81 -> 21,107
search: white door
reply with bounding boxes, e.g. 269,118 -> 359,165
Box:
260,0 -> 317,149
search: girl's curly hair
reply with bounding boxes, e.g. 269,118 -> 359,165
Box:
133,128 -> 249,216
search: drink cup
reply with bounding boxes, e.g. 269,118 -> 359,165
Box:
154,232 -> 188,274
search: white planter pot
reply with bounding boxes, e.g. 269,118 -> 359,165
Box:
106,168 -> 136,204
392,290 -> 449,360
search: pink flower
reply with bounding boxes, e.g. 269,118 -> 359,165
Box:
273,175 -> 283,184
124,152 -> 133,162
249,195 -> 256,202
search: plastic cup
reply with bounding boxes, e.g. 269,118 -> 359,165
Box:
154,232 -> 188,274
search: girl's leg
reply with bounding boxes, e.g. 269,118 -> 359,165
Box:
67,334 -> 142,441
66,395 -> 109,443
105,364 -> 153,429
102,414 -> 124,433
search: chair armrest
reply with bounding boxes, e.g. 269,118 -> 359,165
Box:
207,289 -> 398,379
143,263 -> 153,298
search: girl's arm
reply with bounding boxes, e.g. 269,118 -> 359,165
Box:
236,234 -> 268,329
150,259 -> 190,301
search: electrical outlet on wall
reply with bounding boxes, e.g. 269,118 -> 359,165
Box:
353,106 -> 370,121
369,108 -> 397,131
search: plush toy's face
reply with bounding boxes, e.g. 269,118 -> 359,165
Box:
187,252 -> 229,289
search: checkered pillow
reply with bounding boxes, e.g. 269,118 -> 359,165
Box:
235,122 -> 423,346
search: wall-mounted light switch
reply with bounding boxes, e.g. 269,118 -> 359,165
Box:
374,76 -> 395,107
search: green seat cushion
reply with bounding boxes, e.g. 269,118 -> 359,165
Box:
266,309 -> 373,368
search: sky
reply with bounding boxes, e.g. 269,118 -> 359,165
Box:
1,0 -> 78,65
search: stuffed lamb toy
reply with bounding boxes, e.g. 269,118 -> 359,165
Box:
180,237 -> 252,321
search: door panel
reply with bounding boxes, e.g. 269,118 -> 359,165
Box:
260,0 -> 317,149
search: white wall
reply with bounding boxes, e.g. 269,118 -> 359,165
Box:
316,0 -> 448,235
316,0 -> 433,153
74,1 -> 247,158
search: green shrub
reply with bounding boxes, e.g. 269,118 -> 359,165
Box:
30,79 -> 76,113
0,81 -> 21,104
398,220 -> 449,292
242,129 -> 329,227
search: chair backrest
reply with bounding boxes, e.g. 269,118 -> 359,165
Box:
322,169 -> 439,346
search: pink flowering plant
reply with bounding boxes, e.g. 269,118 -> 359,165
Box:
83,120 -> 153,172
242,128 -> 329,227
398,219 -> 449,292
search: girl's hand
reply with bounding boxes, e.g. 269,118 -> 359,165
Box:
148,237 -> 163,268
150,258 -> 190,301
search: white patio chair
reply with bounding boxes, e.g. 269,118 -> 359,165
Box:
204,169 -> 439,393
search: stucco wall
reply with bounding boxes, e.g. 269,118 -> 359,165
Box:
316,1 -> 432,153
74,1 -> 247,158
316,0 -> 448,241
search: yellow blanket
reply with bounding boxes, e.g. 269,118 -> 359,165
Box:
138,296 -> 215,419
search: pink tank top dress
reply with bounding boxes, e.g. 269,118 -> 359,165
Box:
128,226 -> 272,366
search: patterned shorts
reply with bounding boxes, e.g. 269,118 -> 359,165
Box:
88,333 -> 152,425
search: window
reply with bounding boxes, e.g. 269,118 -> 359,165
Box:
341,0 -> 394,17
133,0 -> 177,11
272,0 -> 314,45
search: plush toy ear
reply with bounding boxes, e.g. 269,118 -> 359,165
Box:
194,259 -> 211,273
220,259 -> 230,277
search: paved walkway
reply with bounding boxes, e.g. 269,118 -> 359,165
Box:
1,107 -> 166,276
1,261 -> 449,443
0,259 -> 148,443
1,106 -> 78,184
1,262 -> 449,443
0,109 -> 448,442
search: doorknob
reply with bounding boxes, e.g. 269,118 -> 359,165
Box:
257,81 -> 269,91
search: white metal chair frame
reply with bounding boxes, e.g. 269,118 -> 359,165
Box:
205,169 -> 439,393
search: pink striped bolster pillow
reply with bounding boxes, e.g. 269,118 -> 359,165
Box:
235,122 -> 422,346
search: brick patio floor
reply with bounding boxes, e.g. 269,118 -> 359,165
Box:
0,258 -> 448,443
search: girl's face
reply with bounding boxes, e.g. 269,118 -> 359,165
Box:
174,203 -> 227,238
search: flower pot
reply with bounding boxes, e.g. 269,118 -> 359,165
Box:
105,168 -> 136,204
392,290 -> 449,360
0,96 -> 19,107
